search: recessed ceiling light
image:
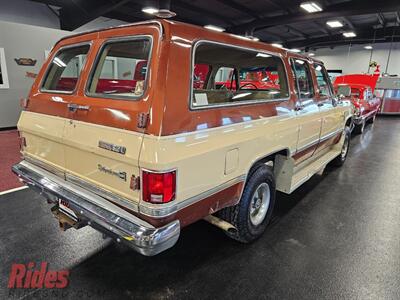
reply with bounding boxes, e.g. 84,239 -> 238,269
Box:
204,25 -> 225,32
300,2 -> 323,13
289,48 -> 301,53
271,43 -> 283,48
154,9 -> 176,18
308,52 -> 315,56
343,31 -> 356,38
142,7 -> 159,14
326,20 -> 343,28
364,45 -> 373,50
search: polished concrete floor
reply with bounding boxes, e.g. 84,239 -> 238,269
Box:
1,117 -> 399,300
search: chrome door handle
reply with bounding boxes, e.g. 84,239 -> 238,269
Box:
68,103 -> 90,112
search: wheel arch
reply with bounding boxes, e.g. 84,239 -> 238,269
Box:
244,148 -> 291,184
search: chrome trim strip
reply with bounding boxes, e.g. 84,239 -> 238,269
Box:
57,20 -> 164,44
12,161 -> 180,256
24,155 -> 65,179
295,139 -> 319,153
139,175 -> 246,218
66,173 -> 139,213
319,128 -> 343,142
295,128 -> 343,153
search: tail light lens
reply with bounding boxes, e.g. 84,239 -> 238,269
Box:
142,170 -> 176,204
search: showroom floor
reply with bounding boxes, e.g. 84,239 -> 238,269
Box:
1,117 -> 399,299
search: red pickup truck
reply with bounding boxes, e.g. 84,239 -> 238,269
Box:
334,74 -> 381,134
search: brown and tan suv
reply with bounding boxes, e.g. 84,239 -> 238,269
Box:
13,20 -> 352,255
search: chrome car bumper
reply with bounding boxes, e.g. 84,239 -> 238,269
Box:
12,161 -> 180,256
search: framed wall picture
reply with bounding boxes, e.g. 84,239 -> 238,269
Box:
0,48 -> 10,89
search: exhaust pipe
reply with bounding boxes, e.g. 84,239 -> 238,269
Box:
204,215 -> 237,234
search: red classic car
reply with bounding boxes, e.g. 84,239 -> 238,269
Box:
334,80 -> 381,134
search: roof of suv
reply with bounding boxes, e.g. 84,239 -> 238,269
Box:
56,19 -> 322,64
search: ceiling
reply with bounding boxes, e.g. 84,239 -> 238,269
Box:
31,0 -> 400,50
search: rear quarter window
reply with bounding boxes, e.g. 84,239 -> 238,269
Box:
41,44 -> 90,93
191,41 -> 289,109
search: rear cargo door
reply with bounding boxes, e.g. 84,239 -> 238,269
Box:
20,43 -> 93,173
62,28 -> 160,206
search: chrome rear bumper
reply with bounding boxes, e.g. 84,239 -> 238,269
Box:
12,161 -> 180,256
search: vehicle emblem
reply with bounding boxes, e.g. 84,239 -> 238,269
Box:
98,141 -> 126,155
98,164 -> 127,181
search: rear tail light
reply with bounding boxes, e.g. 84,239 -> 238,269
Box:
142,170 -> 176,204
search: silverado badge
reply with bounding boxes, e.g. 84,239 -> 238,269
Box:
98,164 -> 127,181
98,141 -> 126,155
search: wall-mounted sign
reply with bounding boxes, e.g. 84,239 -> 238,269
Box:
14,58 -> 37,66
25,72 -> 38,78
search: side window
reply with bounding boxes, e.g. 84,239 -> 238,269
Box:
313,63 -> 332,97
87,38 -> 151,100
192,42 -> 289,108
215,67 -> 236,90
193,64 -> 210,90
42,44 -> 90,92
291,59 -> 314,99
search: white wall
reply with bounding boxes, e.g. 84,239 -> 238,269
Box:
0,0 -> 60,29
74,17 -> 128,32
0,21 -> 69,128
314,42 -> 400,75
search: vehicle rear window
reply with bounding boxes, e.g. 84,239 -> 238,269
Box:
87,38 -> 151,100
41,44 -> 90,93
192,42 -> 289,108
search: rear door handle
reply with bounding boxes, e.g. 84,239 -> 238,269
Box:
68,103 -> 90,112
317,102 -> 324,107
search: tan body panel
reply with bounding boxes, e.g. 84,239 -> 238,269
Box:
18,111 -> 66,172
63,118 -> 143,203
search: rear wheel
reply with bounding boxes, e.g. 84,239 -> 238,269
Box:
218,165 -> 275,243
330,127 -> 351,167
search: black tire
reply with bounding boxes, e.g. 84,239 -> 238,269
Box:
330,127 -> 351,167
218,165 -> 276,243
367,114 -> 376,124
353,119 -> 365,135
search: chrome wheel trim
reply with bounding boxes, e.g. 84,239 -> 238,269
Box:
249,183 -> 270,226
